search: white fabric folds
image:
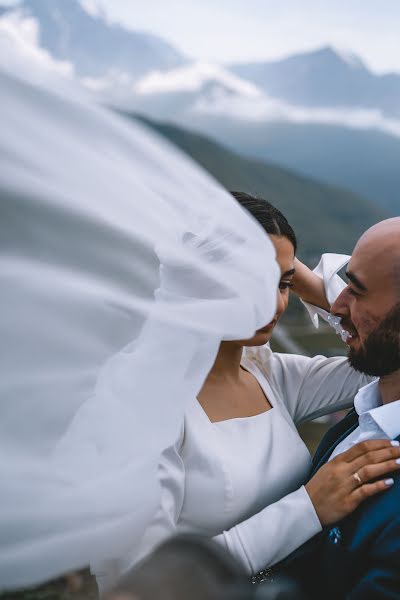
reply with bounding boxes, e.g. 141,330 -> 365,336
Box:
302,253 -> 350,328
0,71 -> 280,589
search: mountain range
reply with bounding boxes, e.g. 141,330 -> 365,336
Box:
1,0 -> 399,215
173,113 -> 400,216
129,113 -> 386,264
231,46 -> 400,119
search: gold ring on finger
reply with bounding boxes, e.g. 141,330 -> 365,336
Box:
353,471 -> 362,486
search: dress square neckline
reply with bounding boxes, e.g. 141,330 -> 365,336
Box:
194,360 -> 275,425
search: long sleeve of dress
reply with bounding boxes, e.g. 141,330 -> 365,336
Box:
213,485 -> 321,575
96,428 -> 321,587
244,343 -> 370,424
268,350 -> 370,423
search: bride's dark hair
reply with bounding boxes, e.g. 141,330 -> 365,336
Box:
231,191 -> 297,254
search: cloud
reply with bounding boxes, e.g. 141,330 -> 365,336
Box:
79,0 -> 110,23
0,10 -> 79,93
135,63 -> 261,97
2,8 -> 400,141
192,85 -> 400,138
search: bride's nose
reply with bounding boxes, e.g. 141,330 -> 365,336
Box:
276,289 -> 286,317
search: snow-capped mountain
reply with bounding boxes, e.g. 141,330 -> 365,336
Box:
0,0 -> 186,78
231,46 -> 400,119
2,2 -> 400,123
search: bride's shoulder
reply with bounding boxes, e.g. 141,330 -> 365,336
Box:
242,345 -> 314,385
242,344 -> 273,373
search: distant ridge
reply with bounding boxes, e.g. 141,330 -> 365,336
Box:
231,46 -> 400,119
127,113 -> 386,264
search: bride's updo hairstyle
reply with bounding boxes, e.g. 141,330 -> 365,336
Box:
231,191 -> 297,254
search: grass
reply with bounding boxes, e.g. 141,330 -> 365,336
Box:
0,572 -> 97,600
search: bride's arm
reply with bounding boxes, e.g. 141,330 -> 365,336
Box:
291,258 -> 330,311
213,440 -> 400,576
270,351 -> 370,423
291,253 -> 351,328
214,485 -> 320,575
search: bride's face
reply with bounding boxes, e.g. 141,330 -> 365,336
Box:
238,234 -> 295,347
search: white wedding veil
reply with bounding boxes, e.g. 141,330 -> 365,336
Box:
0,70 -> 279,590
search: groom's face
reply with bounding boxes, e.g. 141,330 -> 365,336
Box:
331,231 -> 400,376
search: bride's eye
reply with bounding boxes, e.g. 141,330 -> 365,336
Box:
279,281 -> 293,291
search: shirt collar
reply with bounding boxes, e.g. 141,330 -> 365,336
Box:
355,378 -> 400,440
354,379 -> 381,415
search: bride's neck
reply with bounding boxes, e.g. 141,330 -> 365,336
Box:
206,341 -> 244,384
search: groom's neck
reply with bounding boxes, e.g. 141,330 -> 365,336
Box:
379,369 -> 400,404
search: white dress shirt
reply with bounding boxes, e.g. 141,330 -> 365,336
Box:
330,379 -> 400,460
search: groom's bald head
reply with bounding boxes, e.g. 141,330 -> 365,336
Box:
355,218 -> 400,291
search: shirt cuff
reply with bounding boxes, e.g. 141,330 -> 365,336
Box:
302,253 -> 350,329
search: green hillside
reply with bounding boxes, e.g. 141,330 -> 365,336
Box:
185,116 -> 400,215
128,113 -> 386,265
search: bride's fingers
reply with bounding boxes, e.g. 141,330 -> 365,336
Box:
305,441 -> 400,526
351,459 -> 400,487
339,439 -> 400,463
351,446 -> 400,473
350,478 -> 395,505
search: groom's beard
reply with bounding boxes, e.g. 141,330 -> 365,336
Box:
348,301 -> 400,377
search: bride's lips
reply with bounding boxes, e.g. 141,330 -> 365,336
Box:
257,320 -> 277,334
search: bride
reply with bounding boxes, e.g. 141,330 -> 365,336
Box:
95,193 -> 398,592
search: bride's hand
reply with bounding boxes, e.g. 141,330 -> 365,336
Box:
291,258 -> 330,311
305,439 -> 400,526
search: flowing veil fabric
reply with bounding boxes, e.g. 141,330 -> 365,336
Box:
0,70 -> 280,589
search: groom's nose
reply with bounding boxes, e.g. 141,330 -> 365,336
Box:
331,286 -> 351,317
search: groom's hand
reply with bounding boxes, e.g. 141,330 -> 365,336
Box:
305,439 -> 400,526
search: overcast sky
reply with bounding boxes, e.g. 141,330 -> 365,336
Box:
2,0 -> 399,73
97,0 -> 400,74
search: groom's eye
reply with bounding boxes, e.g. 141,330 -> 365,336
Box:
348,286 -> 361,297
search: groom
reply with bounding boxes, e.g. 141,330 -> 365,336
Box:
279,217 -> 400,599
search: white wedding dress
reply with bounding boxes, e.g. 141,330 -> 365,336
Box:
96,338 -> 369,591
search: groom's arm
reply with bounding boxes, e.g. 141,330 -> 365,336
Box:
348,517 -> 400,600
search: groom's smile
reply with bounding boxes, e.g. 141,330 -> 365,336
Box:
331,219 -> 400,376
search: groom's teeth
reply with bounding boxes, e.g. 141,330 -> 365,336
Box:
327,314 -> 353,342
340,329 -> 352,343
